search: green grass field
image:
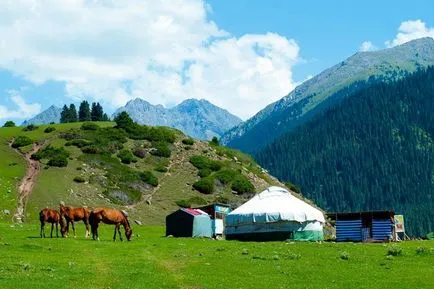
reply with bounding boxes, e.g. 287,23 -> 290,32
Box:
0,223 -> 432,289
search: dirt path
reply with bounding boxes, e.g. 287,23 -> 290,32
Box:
10,141 -> 44,222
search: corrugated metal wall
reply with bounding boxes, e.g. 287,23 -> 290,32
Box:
372,219 -> 393,241
336,220 -> 362,242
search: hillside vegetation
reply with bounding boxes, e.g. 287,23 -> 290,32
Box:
0,114 -> 283,224
256,67 -> 434,236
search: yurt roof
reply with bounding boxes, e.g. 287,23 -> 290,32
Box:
227,186 -> 325,224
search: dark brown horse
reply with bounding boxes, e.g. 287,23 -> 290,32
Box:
39,208 -> 65,238
59,202 -> 90,238
89,208 -> 132,241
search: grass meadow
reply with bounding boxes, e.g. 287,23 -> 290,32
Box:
0,223 -> 433,289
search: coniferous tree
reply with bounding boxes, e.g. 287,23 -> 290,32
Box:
68,104 -> 78,122
102,113 -> 109,122
78,101 -> 91,122
91,102 -> 104,121
60,105 -> 69,123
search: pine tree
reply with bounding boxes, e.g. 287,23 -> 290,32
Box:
60,105 -> 69,123
68,104 -> 78,122
91,102 -> 104,121
78,101 -> 91,122
102,113 -> 109,122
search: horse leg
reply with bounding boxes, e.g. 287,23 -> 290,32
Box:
71,221 -> 76,238
118,225 -> 123,242
40,222 -> 44,238
113,225 -> 117,241
50,223 -> 54,238
84,220 -> 90,239
56,222 -> 59,238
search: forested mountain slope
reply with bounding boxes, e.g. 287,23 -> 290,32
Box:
256,67 -> 434,236
222,37 -> 434,154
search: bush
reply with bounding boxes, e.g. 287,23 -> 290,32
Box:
198,168 -> 212,178
182,138 -> 195,145
44,127 -> 56,133
214,196 -> 230,204
155,165 -> 168,173
65,139 -> 92,148
150,142 -> 171,158
387,245 -> 403,256
81,122 -> 99,131
3,121 -> 15,127
12,136 -> 33,148
175,199 -> 191,208
215,169 -> 238,184
139,171 -> 159,187
210,136 -> 219,146
415,246 -> 428,255
285,181 -> 301,195
427,232 -> 434,240
81,145 -> 100,154
73,176 -> 86,183
193,177 -> 215,194
189,155 -> 222,171
117,149 -> 137,164
22,124 -> 38,132
231,175 -> 255,194
133,147 -> 147,159
47,155 -> 68,167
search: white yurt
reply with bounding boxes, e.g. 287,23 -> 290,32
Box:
225,186 -> 325,241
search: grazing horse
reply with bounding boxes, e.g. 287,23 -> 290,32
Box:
59,202 -> 90,238
39,208 -> 65,238
89,208 -> 132,241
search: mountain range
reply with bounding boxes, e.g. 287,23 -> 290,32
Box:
221,37 -> 434,153
22,99 -> 241,140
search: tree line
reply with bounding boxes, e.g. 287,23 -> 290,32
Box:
256,67 -> 434,237
60,101 -> 109,123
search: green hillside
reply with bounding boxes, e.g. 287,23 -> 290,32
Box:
256,67 -> 434,237
0,116 -> 284,225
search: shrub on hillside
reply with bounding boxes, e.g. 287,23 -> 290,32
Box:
117,149 -> 137,164
150,142 -> 171,158
3,121 -> 15,127
231,175 -> 255,194
175,199 -> 191,208
81,122 -> 100,131
44,127 -> 56,133
47,155 -> 68,167
155,165 -> 168,173
198,168 -> 212,178
175,196 -> 207,208
133,147 -> 147,159
139,171 -> 159,187
193,177 -> 215,194
81,145 -> 100,154
22,124 -> 38,132
65,139 -> 92,148
285,181 -> 302,195
387,245 -> 403,256
210,136 -> 219,146
189,155 -> 222,171
73,176 -> 86,183
12,136 -> 33,148
182,138 -> 195,145
214,196 -> 230,204
215,169 -> 238,184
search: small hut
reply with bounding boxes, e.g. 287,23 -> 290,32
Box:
166,208 -> 212,238
194,204 -> 231,237
327,211 -> 395,242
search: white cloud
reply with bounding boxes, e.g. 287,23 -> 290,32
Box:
0,0 -> 300,120
385,20 -> 434,47
359,41 -> 377,52
0,91 -> 41,120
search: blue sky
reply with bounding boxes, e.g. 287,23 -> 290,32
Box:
1,0 -> 433,124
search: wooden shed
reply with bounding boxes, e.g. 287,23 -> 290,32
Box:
327,211 -> 396,242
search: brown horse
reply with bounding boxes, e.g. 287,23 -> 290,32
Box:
89,208 -> 132,241
59,202 -> 90,238
39,208 -> 65,238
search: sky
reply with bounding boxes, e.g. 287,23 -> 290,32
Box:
0,0 -> 434,124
